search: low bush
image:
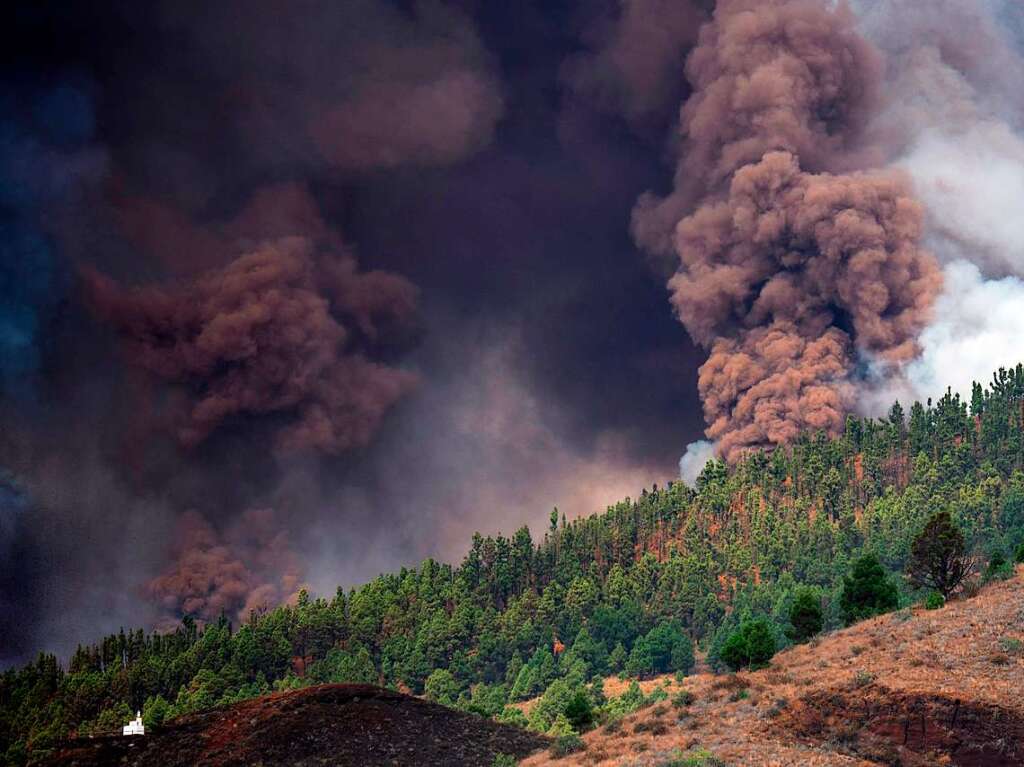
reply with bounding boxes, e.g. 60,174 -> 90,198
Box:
672,689 -> 695,708
999,637 -> 1023,656
984,551 -> 1013,582
549,733 -> 585,758
923,591 -> 945,610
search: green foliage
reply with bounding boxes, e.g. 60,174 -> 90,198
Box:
607,642 -> 628,674
840,553 -> 900,625
5,365 -> 1024,763
491,754 -> 518,767
603,679 -> 647,720
999,637 -> 1023,656
546,712 -> 575,737
141,694 -> 170,728
496,706 -> 529,728
1015,541 -> 1024,564
786,587 -> 823,643
458,682 -> 508,718
424,669 -> 460,707
720,618 -> 776,671
626,621 -> 693,678
562,689 -> 594,732
658,748 -> 727,767
549,733 -> 584,758
923,592 -> 945,610
527,679 -> 574,733
984,550 -> 1013,582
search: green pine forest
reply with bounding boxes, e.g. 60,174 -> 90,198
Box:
5,366 -> 1024,764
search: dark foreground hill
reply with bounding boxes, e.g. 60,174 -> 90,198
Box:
43,684 -> 548,767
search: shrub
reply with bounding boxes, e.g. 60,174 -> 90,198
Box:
720,617 -> 776,671
672,689 -> 695,708
960,578 -> 983,599
547,713 -> 575,737
528,679 -> 573,733
496,706 -> 529,728
985,550 -> 1013,582
142,695 -> 170,728
907,512 -> 974,599
999,637 -> 1023,656
563,689 -> 595,732
923,591 -> 945,610
424,668 -> 460,707
491,755 -> 518,767
787,587 -> 824,643
840,553 -> 900,624
549,733 -> 584,758
852,670 -> 875,688
657,748 -> 728,766
608,642 -> 628,673
1015,541 -> 1024,564
648,685 -> 668,703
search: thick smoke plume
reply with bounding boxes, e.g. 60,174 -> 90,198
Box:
849,0 -> 1024,409
146,509 -> 303,627
86,234 -> 418,454
635,0 -> 941,460
562,0 -> 705,134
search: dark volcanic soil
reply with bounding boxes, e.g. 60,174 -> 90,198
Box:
44,684 -> 550,767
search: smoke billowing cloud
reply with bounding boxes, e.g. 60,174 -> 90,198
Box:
634,0 -> 942,460
562,0 -> 705,136
147,509 -> 303,628
0,0 -> 706,663
847,0 -> 1024,409
86,234 -> 418,454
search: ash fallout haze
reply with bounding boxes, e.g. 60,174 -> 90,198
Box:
2,0 -> 1024,670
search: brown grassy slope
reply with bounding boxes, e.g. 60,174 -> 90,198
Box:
523,567 -> 1024,767
44,684 -> 549,767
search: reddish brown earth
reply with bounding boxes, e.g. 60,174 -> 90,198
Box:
524,567 -> 1024,766
44,684 -> 549,767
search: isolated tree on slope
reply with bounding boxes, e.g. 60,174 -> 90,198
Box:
907,512 -> 974,599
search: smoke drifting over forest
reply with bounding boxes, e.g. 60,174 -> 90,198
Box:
2,0 -> 1024,664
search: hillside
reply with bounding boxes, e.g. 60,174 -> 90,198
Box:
4,365 -> 1024,765
523,568 -> 1024,766
41,684 -> 548,767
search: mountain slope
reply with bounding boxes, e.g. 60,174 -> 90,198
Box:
42,684 -> 549,767
523,568 -> 1024,766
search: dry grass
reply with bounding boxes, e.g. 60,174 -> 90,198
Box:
521,566 -> 1024,767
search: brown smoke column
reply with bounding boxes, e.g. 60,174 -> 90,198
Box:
85,234 -> 418,454
633,0 -> 942,460
146,509 -> 303,627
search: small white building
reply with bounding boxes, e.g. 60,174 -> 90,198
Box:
122,711 -> 145,736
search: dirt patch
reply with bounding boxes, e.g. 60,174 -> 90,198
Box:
781,684 -> 1024,767
43,684 -> 549,767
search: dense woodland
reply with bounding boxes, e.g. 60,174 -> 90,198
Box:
5,366 -> 1024,764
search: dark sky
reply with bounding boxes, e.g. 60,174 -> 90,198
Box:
0,0 -> 708,664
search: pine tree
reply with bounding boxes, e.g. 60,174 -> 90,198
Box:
907,512 -> 974,599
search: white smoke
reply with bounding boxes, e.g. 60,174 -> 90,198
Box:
679,440 -> 716,487
852,0 -> 1024,410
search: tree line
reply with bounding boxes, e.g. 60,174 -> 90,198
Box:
3,365 -> 1024,764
